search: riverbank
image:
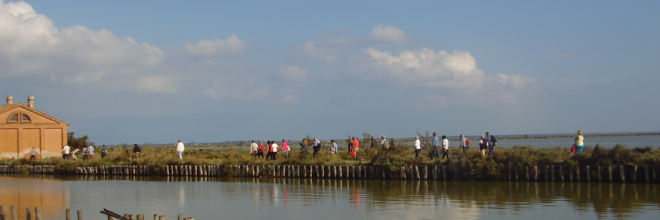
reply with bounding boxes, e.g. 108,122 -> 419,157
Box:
1,142 -> 659,181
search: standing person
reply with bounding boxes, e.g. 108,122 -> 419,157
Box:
281,139 -> 290,159
414,137 -> 421,159
485,132 -> 497,156
101,145 -> 108,158
479,135 -> 487,156
271,141 -> 279,160
257,141 -> 265,158
313,138 -> 321,158
459,134 -> 468,152
30,146 -> 37,160
330,140 -> 337,155
132,144 -> 142,159
82,147 -> 88,160
380,135 -> 390,153
87,145 -> 95,159
347,138 -> 354,156
300,138 -> 309,154
266,141 -> 273,160
574,130 -> 585,153
250,140 -> 259,157
352,137 -> 360,158
430,132 -> 440,159
441,135 -> 450,160
176,140 -> 185,159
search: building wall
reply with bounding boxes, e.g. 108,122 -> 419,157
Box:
0,105 -> 67,159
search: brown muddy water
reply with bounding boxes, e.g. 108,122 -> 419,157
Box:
1,174 -> 658,220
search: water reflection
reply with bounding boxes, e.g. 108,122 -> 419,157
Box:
1,174 -> 658,220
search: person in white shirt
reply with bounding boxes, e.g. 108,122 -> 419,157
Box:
414,136 -> 421,159
176,140 -> 185,159
61,145 -> 71,160
270,141 -> 279,160
250,140 -> 259,157
441,135 -> 450,160
87,145 -> 95,159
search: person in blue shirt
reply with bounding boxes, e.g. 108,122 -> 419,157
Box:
431,132 -> 440,159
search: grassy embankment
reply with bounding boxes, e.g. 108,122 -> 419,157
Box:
2,133 -> 659,179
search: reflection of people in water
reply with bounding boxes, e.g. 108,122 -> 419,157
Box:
353,188 -> 361,208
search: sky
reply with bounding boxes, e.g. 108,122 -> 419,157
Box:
1,0 -> 659,145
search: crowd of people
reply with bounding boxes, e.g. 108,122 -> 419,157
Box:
55,130 -> 585,161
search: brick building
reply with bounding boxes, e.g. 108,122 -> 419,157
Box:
0,96 -> 68,159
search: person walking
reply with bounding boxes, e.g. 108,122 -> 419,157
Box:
441,135 -> 450,160
459,134 -> 468,153
479,135 -> 487,156
250,140 -> 259,157
330,140 -> 338,155
574,130 -> 585,153
62,145 -> 71,160
300,138 -> 309,154
281,139 -> 290,159
270,141 -> 279,160
485,132 -> 497,156
380,135 -> 390,154
176,140 -> 185,159
351,137 -> 359,158
430,132 -> 440,159
87,145 -> 95,159
266,141 -> 273,160
414,136 -> 421,159
30,146 -> 37,160
101,145 -> 108,158
257,141 -> 265,158
313,138 -> 321,158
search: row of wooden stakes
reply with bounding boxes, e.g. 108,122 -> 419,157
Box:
0,164 -> 658,182
0,206 -> 192,220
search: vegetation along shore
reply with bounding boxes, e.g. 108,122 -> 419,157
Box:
2,133 -> 659,181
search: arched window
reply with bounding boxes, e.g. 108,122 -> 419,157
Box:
8,114 -> 18,122
22,114 -> 31,122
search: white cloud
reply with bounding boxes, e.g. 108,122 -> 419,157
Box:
297,40 -> 339,63
362,47 -> 485,88
183,34 -> 247,56
136,75 -> 176,94
370,24 -> 407,43
0,1 -> 164,83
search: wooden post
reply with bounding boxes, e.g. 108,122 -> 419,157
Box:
598,166 -> 602,181
178,215 -> 182,220
158,216 -> 167,220
137,214 -> 144,220
77,210 -> 83,220
550,166 -> 554,181
35,207 -> 41,220
533,166 -> 538,181
586,166 -> 590,181
154,214 -> 158,220
620,165 -> 626,182
442,166 -> 447,180
525,166 -> 530,180
65,209 -> 71,220
608,166 -> 613,182
645,166 -> 650,182
11,206 -> 16,220
559,166 -> 564,181
544,166 -> 549,181
632,166 -> 638,182
0,205 -> 6,220
422,166 -> 428,179
26,207 -> 33,220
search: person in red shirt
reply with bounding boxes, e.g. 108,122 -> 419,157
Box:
351,137 -> 360,158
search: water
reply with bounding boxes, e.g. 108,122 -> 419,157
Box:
1,175 -> 659,220
495,135 -> 660,149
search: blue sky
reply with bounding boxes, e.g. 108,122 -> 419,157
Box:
1,0 -> 659,145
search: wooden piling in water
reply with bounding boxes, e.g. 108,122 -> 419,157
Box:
35,207 -> 41,220
11,205 -> 16,220
586,166 -> 590,181
608,166 -> 613,182
77,210 -> 83,220
632,166 -> 638,182
597,166 -> 602,181
619,166 -> 625,182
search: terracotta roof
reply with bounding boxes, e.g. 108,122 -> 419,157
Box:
0,103 -> 69,125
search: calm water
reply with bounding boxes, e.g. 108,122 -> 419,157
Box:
1,175 -> 659,220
